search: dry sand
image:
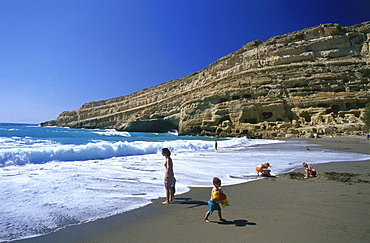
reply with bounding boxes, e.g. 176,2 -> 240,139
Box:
16,136 -> 370,243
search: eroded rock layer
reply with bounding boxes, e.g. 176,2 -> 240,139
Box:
42,22 -> 370,138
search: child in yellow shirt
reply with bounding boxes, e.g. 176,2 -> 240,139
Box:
204,177 -> 230,222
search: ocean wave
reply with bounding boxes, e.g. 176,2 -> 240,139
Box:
0,137 -> 278,167
0,141 -> 153,166
0,137 -> 58,149
93,129 -> 131,137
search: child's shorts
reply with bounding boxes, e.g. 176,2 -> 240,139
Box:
208,200 -> 221,214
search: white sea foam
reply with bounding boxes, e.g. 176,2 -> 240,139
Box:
93,129 -> 131,137
0,137 -> 273,167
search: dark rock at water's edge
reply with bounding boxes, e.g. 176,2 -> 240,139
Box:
41,22 -> 370,138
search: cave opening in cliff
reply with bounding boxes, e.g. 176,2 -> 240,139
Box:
345,103 -> 353,109
301,111 -> 311,123
328,104 -> 340,114
318,103 -> 331,108
262,112 -> 273,120
190,126 -> 202,134
218,116 -> 233,126
241,129 -> 249,134
219,98 -> 229,103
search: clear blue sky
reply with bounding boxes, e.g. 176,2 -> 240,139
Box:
0,0 -> 369,124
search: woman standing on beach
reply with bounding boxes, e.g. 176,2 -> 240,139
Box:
162,148 -> 175,204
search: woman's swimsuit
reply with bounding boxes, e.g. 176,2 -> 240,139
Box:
164,157 -> 174,187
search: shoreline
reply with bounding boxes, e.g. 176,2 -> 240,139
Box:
15,136 -> 370,243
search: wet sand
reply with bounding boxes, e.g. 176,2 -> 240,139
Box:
17,136 -> 370,243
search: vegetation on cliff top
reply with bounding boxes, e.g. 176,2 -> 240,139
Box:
364,103 -> 370,130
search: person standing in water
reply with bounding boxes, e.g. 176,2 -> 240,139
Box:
162,148 -> 175,204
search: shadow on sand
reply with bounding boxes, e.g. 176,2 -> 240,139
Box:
174,197 -> 208,208
172,198 -> 256,227
216,219 -> 257,227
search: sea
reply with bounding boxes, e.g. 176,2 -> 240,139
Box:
1,122 -> 369,242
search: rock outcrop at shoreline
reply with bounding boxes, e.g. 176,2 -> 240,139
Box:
41,22 -> 370,138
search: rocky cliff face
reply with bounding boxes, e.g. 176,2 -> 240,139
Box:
42,22 -> 370,138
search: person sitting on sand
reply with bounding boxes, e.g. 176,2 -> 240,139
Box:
256,163 -> 271,176
302,162 -> 317,178
204,177 -> 227,223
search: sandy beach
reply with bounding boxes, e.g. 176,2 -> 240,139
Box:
16,136 -> 369,243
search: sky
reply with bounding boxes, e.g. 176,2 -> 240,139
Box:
0,0 -> 369,124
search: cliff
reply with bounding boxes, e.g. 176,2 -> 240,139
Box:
41,22 -> 370,138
